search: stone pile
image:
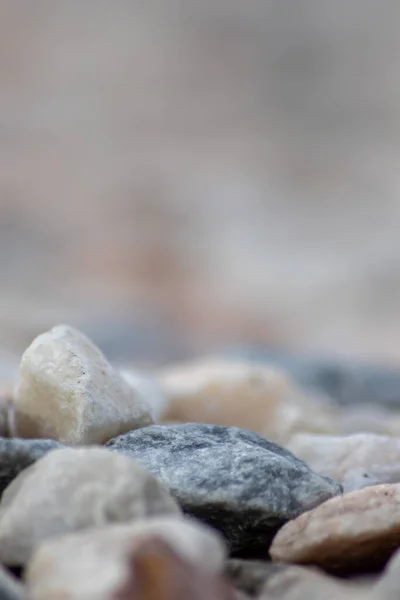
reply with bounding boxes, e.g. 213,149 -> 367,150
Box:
1,325 -> 400,598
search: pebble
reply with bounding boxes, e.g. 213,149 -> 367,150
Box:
27,515 -> 226,600
270,483 -> 400,574
113,537 -> 236,600
0,446 -> 179,566
0,437 -> 64,497
287,433 -> 400,492
13,325 -> 154,444
259,564 -> 366,600
106,423 -> 342,554
158,360 -> 338,444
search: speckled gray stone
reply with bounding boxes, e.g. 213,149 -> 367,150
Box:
106,424 -> 342,554
0,437 -> 64,497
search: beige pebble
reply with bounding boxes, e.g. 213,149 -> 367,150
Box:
0,446 -> 179,566
13,325 -> 154,444
158,359 -> 338,444
26,515 -> 226,600
270,483 -> 400,574
287,433 -> 400,492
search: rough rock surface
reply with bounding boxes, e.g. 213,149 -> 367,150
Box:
106,423 -> 342,553
27,516 -> 226,600
13,325 -> 154,444
0,447 -> 179,566
158,360 -> 338,444
287,433 -> 400,492
270,483 -> 400,574
0,437 -> 64,497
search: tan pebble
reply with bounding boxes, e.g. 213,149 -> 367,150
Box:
270,483 -> 400,574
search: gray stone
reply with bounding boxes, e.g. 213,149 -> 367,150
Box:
0,437 -> 64,497
106,423 -> 342,553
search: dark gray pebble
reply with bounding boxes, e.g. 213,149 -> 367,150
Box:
0,437 -> 64,497
106,423 -> 342,554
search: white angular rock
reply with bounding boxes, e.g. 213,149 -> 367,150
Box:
0,447 -> 180,566
13,325 -> 154,444
287,433 -> 400,492
158,359 -> 338,444
26,516 -> 226,600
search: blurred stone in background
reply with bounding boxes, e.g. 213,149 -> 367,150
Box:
1,0 -> 400,364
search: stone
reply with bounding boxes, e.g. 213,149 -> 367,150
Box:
114,537 -> 237,600
0,446 -> 180,566
106,423 -> 342,554
220,347 -> 400,408
158,360 -> 338,444
259,565 -> 366,600
270,483 -> 400,575
0,437 -> 64,498
373,547 -> 400,599
225,560 -> 286,597
13,324 -> 154,445
287,433 -> 400,492
0,564 -> 27,600
27,516 -> 226,600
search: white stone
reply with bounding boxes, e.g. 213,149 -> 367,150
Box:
0,446 -> 180,566
26,516 -> 226,600
287,433 -> 400,492
13,325 -> 154,444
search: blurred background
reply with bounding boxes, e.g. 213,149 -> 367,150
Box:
1,0 -> 400,366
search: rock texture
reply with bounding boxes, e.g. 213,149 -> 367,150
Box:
287,433 -> 400,492
0,447 -> 179,566
106,423 -> 342,553
13,325 -> 154,444
0,437 -> 64,497
158,360 -> 338,444
270,483 -> 400,574
27,516 -> 226,600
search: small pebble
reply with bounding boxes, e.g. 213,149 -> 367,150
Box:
0,446 -> 179,566
106,423 -> 342,554
270,483 -> 400,574
158,359 -> 338,444
287,433 -> 400,492
26,516 -> 226,600
13,325 -> 154,444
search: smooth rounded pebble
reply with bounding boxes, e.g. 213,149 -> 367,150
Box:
0,447 -> 179,566
158,360 -> 339,444
287,433 -> 400,492
27,515 -> 226,600
106,423 -> 342,554
0,437 -> 64,497
270,483 -> 400,574
13,324 -> 154,444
